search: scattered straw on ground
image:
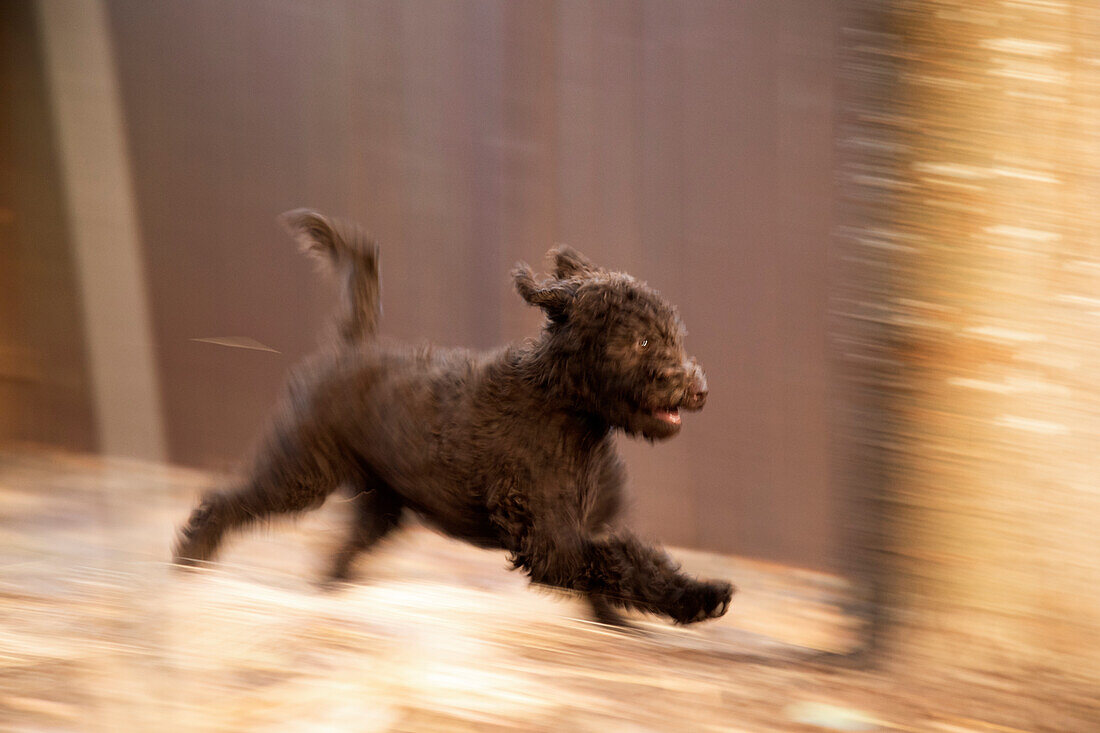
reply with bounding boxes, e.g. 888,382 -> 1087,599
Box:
0,448 -> 1092,732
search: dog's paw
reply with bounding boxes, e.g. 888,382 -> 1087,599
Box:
670,580 -> 735,625
589,594 -> 639,631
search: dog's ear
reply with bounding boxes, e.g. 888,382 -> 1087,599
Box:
551,245 -> 598,280
513,264 -> 574,322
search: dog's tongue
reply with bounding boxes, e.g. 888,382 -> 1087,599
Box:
654,408 -> 681,425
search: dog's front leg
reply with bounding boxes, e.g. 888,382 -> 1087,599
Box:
583,532 -> 734,624
512,527 -> 734,625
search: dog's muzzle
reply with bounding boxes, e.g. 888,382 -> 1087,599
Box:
681,360 -> 708,411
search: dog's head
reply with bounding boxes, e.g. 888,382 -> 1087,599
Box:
513,247 -> 707,440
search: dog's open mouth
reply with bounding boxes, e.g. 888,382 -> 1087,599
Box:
651,408 -> 682,426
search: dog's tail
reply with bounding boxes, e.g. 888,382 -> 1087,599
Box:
279,209 -> 380,343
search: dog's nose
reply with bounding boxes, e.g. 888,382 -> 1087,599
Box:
682,360 -> 708,410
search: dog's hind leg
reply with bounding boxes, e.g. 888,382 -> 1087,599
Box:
325,483 -> 403,583
173,437 -> 343,566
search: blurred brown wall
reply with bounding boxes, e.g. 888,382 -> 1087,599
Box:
11,0 -> 842,569
0,1 -> 97,452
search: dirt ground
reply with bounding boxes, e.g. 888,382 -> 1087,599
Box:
0,448 -> 1094,732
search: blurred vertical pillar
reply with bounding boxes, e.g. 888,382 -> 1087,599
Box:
35,0 -> 165,461
840,0 -> 1100,682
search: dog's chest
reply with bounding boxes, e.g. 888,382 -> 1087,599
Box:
533,435 -> 624,528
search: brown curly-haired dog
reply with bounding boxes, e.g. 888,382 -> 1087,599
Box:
174,210 -> 734,626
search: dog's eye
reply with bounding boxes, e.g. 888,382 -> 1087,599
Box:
637,338 -> 649,350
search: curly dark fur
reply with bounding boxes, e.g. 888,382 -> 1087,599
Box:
174,210 -> 734,626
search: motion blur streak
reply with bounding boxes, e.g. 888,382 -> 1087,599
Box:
840,0 -> 1100,684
